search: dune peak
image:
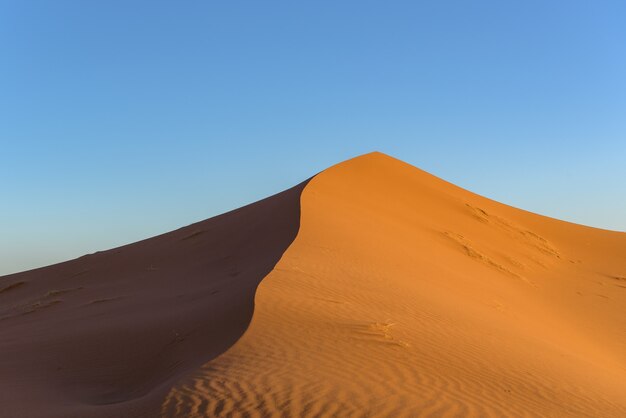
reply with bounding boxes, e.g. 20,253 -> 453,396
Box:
2,153 -> 625,418
162,152 -> 626,417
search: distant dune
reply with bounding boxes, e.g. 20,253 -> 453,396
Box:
1,153 -> 624,417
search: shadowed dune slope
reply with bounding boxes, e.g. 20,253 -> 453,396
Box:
0,180 -> 308,418
163,152 -> 626,417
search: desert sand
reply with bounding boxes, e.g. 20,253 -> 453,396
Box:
1,152 -> 625,417
0,180 -> 307,417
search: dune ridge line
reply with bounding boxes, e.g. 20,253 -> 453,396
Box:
163,152 -> 626,417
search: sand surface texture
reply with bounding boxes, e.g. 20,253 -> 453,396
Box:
2,153 -> 624,417
0,181 -> 307,417
163,153 -> 625,417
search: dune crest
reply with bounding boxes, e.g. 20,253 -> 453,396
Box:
2,153 -> 624,417
163,152 -> 626,417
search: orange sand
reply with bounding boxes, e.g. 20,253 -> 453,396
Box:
1,153 -> 624,417
163,153 -> 626,417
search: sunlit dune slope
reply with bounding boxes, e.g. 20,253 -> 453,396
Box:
0,181 -> 308,418
164,152 -> 626,417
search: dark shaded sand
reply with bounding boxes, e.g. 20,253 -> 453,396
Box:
0,180 -> 308,418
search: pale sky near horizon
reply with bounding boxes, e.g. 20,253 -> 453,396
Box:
1,1 -> 625,275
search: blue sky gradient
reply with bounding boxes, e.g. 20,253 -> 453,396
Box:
1,1 -> 625,275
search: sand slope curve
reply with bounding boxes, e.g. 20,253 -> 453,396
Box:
0,180 -> 308,418
163,152 -> 626,417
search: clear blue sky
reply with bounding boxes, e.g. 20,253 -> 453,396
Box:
1,1 -> 625,275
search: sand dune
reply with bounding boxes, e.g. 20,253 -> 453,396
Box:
2,152 -> 625,417
0,180 -> 307,417
162,153 -> 625,417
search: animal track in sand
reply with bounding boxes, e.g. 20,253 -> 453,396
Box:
44,287 -> 83,298
600,275 -> 626,289
84,296 -> 127,305
442,231 -> 528,283
1,299 -> 62,321
0,281 -> 26,294
347,321 -> 410,348
180,229 -> 205,241
465,204 -> 561,260
0,286 -> 80,320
